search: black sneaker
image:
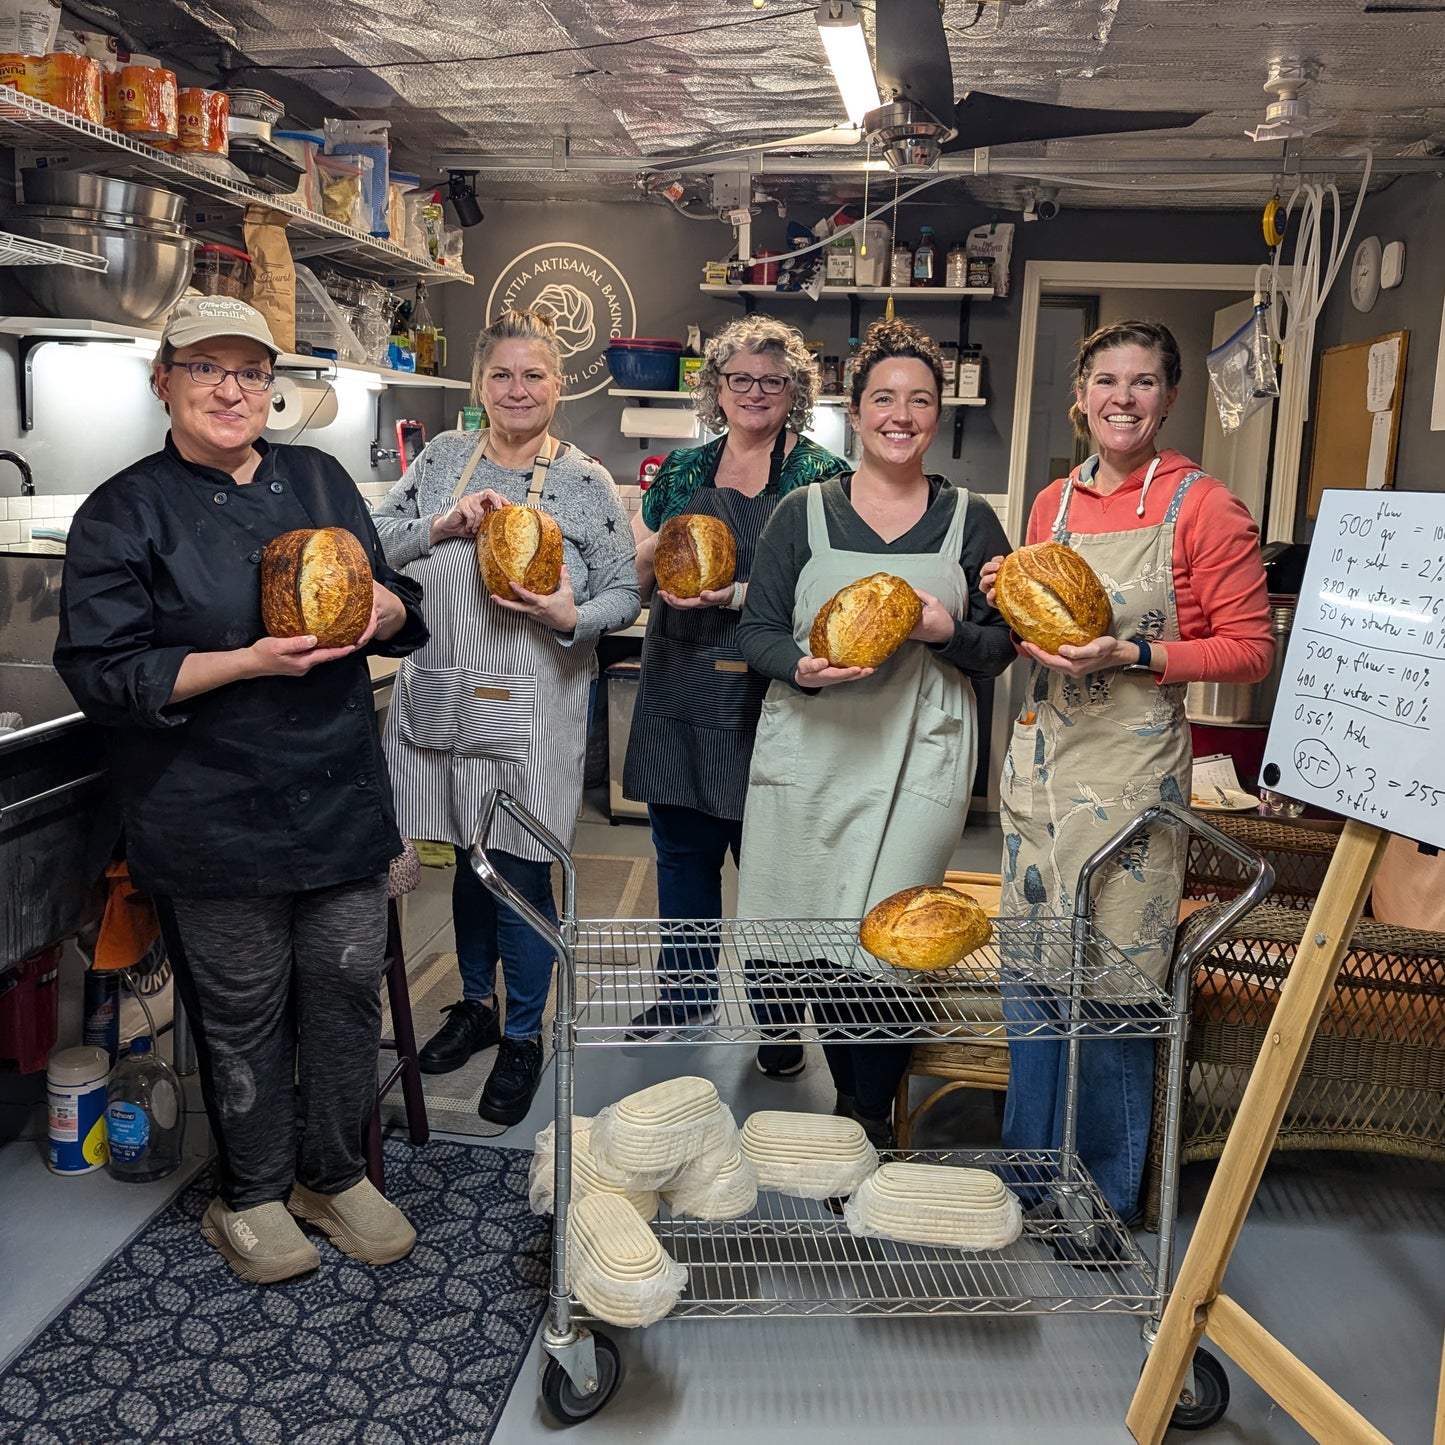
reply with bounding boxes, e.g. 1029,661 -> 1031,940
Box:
755,1040 -> 806,1078
418,998 -> 501,1075
625,1001 -> 718,1040
478,1036 -> 545,1126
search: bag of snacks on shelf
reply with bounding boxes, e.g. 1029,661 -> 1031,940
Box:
273,130 -> 321,211
322,118 -> 391,238
243,205 -> 296,353
177,87 -> 228,155
0,50 -> 100,123
965,221 -> 1014,299
314,150 -> 371,232
0,0 -> 59,58
113,64 -> 177,142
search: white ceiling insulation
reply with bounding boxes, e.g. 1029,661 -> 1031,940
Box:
93,0 -> 1445,212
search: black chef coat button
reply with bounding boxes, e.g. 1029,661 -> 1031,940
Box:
345,698 -> 358,710
353,773 -> 367,788
249,549 -> 261,564
287,711 -> 299,723
270,481 -> 284,494
297,788 -> 311,803
213,491 -> 227,505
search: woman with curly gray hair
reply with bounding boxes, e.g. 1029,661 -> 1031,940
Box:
622,314 -> 845,1077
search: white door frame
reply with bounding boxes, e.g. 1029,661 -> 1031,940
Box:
1005,260 -> 1303,547
986,259 -> 1305,816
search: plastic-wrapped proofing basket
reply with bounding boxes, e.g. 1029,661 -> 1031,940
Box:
529,1119 -> 660,1222
568,1193 -> 688,1328
843,1162 -> 1022,1250
662,1148 -> 758,1221
740,1111 -> 878,1200
588,1076 -> 740,1190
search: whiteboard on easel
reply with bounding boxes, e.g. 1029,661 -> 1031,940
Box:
1261,489 -> 1445,849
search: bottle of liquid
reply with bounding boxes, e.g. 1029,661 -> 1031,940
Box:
945,243 -> 969,289
840,336 -> 861,394
890,239 -> 913,288
105,1036 -> 183,1183
413,284 -> 439,376
82,968 -> 120,1067
912,225 -> 940,286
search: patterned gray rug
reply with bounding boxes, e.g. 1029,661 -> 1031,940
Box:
384,853 -> 656,1139
0,1141 -> 550,1445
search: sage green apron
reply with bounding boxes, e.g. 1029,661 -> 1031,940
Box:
737,480 -> 977,976
999,465 -> 1204,985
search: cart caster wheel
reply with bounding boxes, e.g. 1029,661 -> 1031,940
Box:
1168,1347 -> 1230,1432
542,1333 -> 623,1426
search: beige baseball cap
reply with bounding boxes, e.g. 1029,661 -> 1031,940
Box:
158,295 -> 280,358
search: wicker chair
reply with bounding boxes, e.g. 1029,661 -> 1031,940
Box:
1142,817 -> 1445,1228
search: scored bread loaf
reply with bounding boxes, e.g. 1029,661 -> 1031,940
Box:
261,526 -> 372,648
477,504 -> 563,599
654,513 -> 736,598
809,572 -> 922,669
859,884 -> 993,972
994,541 -> 1112,656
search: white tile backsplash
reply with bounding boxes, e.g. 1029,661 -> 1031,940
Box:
7,497 -> 30,519
0,520 -> 20,543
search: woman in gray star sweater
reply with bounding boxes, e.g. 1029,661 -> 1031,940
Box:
372,307 -> 638,1126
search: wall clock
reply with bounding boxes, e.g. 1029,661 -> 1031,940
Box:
1350,235 -> 1382,312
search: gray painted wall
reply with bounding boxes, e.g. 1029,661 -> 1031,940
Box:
446,198 -> 1268,493
1307,172 -> 1445,516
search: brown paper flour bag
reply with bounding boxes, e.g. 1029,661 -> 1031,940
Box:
243,205 -> 296,352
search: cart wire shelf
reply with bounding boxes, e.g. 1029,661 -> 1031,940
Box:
571,1149 -> 1155,1322
0,89 -> 471,284
565,916 -> 1175,1046
0,229 -> 108,270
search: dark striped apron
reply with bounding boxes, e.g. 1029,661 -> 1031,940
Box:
622,428 -> 787,821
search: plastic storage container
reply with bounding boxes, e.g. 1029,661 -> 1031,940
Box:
191,243 -> 251,299
272,129 -> 322,211
890,241 -> 913,287
47,1045 -> 109,1174
945,244 -> 969,289
856,220 -> 891,286
105,1036 -> 182,1183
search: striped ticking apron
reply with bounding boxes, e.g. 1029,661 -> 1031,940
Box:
622,427 -> 787,820
381,434 -> 593,860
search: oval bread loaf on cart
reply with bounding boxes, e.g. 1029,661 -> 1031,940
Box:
477,504 -> 563,599
860,884 -> 993,972
993,541 -> 1112,656
653,513 -> 736,598
260,526 -> 372,648
809,572 -> 922,669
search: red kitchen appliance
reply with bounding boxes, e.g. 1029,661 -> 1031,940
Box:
0,944 -> 62,1074
639,455 -> 666,489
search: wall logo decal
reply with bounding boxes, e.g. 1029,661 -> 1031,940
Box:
487,243 -> 638,399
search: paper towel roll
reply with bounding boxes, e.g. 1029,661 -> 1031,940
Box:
267,375 -> 339,433
620,405 -> 697,441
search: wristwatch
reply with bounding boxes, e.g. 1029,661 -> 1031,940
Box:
1126,638 -> 1153,672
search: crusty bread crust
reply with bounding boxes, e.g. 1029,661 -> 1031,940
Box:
477,504 -> 563,599
859,884 -> 993,972
261,526 -> 372,648
654,513 -> 736,598
994,541 -> 1112,656
809,572 -> 923,669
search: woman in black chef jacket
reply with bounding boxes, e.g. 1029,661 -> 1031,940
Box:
621,315 -> 846,1076
55,297 -> 428,1287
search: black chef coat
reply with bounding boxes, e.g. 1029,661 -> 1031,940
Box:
55,435 -> 428,899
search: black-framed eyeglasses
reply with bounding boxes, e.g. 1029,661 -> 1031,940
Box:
165,361 -> 276,393
720,372 -> 790,395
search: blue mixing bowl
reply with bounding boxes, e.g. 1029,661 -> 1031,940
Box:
605,347 -> 681,391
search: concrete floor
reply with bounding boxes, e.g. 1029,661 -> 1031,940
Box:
3,800 -> 1443,1442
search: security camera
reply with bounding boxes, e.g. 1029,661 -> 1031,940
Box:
446,171 -> 484,228
1035,186 -> 1060,221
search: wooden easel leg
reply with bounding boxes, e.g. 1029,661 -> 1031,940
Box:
1127,821 -> 1389,1445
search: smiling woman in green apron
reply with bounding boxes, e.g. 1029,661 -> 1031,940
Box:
735,318 -> 1015,1146
373,307 -> 639,1127
980,320 -> 1273,1232
622,316 -> 846,1078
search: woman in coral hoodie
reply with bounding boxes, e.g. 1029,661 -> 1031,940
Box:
981,320 -> 1273,1237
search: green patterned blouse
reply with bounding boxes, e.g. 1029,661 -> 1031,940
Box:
640,433 -> 847,531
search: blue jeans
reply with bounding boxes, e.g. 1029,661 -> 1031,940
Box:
1000,973 -> 1155,1224
649,803 -> 743,1006
452,845 -> 557,1041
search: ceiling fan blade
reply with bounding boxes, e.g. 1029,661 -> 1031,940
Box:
874,0 -> 956,127
940,91 -> 1206,152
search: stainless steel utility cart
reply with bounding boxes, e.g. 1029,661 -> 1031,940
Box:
470,790 -> 1272,1430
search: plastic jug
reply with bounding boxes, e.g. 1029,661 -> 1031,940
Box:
105,1036 -> 183,1183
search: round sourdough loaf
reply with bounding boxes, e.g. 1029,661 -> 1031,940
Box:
653,513 -> 736,597
994,541 -> 1112,656
859,884 -> 993,972
477,504 -> 563,599
260,526 -> 372,648
809,572 -> 922,669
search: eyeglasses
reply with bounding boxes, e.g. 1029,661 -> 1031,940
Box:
720,372 -> 790,395
165,361 -> 276,393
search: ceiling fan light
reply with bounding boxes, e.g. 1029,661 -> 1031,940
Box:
863,99 -> 952,172
816,0 -> 881,128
